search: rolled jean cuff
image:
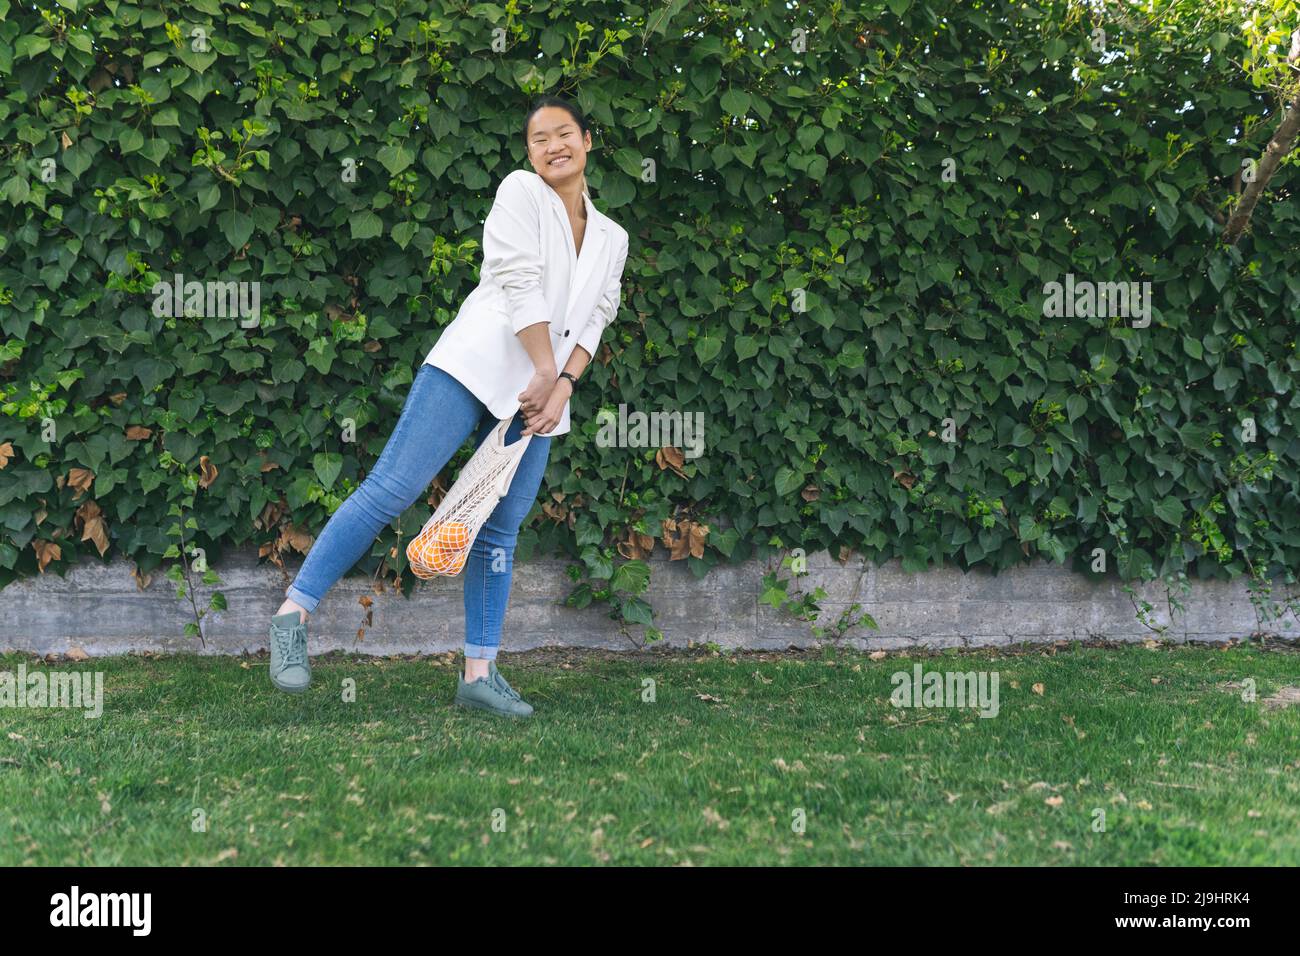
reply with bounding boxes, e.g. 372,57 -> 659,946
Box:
285,584 -> 321,614
464,643 -> 499,662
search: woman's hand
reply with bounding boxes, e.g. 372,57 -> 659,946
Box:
520,377 -> 572,436
516,366 -> 556,423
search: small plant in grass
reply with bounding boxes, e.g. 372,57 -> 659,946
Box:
159,450 -> 226,646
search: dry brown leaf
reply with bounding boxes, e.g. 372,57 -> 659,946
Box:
67,467 -> 94,497
125,426 -> 152,440
0,441 -> 13,469
61,131 -> 73,149
33,540 -> 61,572
688,521 -> 708,559
655,445 -> 686,477
660,517 -> 699,561
76,500 -> 110,556
617,527 -> 654,560
198,455 -> 218,489
256,499 -> 286,532
1031,682 -> 1045,696
283,524 -> 313,555
132,565 -> 153,591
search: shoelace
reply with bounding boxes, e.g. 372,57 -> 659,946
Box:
272,626 -> 306,669
493,673 -> 522,702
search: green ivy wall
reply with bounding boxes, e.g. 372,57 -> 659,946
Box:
1,0 -> 1297,636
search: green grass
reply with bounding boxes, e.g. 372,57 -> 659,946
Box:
1,641 -> 1298,865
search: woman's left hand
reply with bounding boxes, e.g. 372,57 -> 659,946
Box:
520,378 -> 571,436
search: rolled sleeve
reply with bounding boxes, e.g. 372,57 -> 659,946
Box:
575,233 -> 629,359
483,171 -> 553,335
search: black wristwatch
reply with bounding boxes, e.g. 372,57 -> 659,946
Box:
558,372 -> 578,395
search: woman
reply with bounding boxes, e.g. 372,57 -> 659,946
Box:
266,96 -> 630,717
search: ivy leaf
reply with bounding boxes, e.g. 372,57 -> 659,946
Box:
312,452 -> 343,490
581,544 -> 613,580
391,221 -> 418,249
610,560 -> 650,594
196,183 -> 221,213
119,127 -> 145,154
775,466 -> 804,497
350,210 -> 383,239
376,144 -> 414,175
734,335 -> 760,360
62,147 -> 93,179
720,89 -> 751,116
760,572 -> 788,608
620,597 -> 653,626
1152,496 -> 1185,526
217,209 -> 253,250
694,332 -> 722,363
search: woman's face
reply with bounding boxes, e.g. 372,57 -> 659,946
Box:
526,106 -> 591,191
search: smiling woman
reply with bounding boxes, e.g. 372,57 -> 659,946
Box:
268,96 -> 630,717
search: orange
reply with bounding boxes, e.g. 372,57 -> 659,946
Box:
408,520 -> 471,577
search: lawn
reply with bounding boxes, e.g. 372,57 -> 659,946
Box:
1,641 -> 1298,865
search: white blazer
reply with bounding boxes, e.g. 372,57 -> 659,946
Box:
423,168 -> 630,437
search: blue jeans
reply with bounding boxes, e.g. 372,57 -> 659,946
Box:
285,363 -> 552,661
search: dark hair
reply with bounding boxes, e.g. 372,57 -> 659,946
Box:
522,96 -> 590,147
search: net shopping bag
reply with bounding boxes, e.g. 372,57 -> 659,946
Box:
406,418 -> 534,578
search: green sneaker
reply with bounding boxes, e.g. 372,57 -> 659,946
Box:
456,667 -> 533,718
269,611 -> 311,693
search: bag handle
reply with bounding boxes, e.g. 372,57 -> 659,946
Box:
491,418 -> 533,498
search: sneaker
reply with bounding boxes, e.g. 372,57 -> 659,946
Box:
455,670 -> 533,718
269,611 -> 311,693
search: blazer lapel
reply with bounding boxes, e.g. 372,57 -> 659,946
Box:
548,188 -> 607,317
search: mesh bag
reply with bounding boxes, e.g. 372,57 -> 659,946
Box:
406,418 -> 534,579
